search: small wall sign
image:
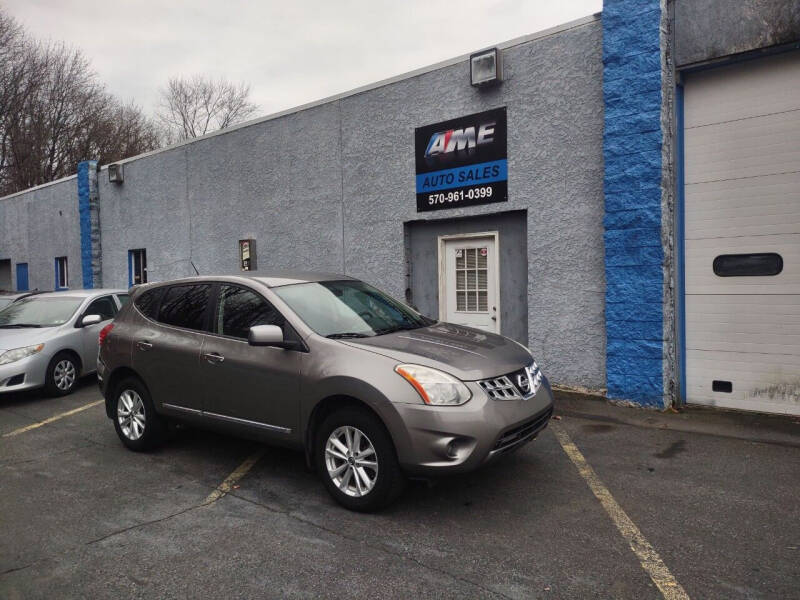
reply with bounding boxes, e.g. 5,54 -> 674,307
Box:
414,107 -> 508,212
239,239 -> 256,271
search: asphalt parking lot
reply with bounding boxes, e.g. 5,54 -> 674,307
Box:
1,380 -> 798,599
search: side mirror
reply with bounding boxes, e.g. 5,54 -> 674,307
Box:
81,314 -> 102,327
248,324 -> 286,347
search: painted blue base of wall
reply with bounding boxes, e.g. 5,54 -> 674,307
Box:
77,160 -> 96,289
603,0 -> 665,407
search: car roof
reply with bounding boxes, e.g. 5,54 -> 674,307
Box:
133,272 -> 356,290
32,288 -> 128,299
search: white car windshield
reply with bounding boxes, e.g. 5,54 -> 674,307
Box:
0,296 -> 84,328
274,280 -> 434,339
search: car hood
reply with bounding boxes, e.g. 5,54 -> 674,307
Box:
0,327 -> 62,352
341,322 -> 533,381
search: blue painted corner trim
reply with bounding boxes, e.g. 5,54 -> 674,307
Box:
602,0 -> 665,407
676,83 -> 687,405
77,160 -> 96,289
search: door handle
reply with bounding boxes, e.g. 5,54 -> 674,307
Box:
203,352 -> 225,364
136,340 -> 153,351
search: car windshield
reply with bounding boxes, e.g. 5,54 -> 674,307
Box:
0,296 -> 84,328
274,280 -> 435,338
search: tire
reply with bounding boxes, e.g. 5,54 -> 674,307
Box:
112,376 -> 166,451
44,352 -> 79,396
315,407 -> 406,512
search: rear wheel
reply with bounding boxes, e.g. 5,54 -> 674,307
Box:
44,352 -> 79,396
315,407 -> 405,512
112,377 -> 166,451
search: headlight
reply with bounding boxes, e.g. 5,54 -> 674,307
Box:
0,343 -> 45,365
394,364 -> 472,406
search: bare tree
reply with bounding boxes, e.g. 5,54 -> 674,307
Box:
0,7 -> 161,196
156,75 -> 259,143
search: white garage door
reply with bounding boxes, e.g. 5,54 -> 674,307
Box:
684,51 -> 800,415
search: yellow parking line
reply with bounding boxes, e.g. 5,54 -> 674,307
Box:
2,399 -> 105,438
204,448 -> 266,504
551,422 -> 690,600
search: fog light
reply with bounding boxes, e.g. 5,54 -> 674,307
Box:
447,440 -> 458,458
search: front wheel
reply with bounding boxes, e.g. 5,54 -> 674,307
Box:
44,352 -> 79,396
112,377 -> 166,451
315,407 -> 405,512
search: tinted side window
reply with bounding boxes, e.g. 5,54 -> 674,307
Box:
85,296 -> 117,320
216,285 -> 283,339
159,285 -> 211,331
134,287 -> 164,320
713,253 -> 783,277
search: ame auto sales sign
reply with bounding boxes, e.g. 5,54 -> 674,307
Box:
414,107 -> 507,212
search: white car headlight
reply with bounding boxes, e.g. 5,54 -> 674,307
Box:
0,343 -> 45,365
394,364 -> 472,406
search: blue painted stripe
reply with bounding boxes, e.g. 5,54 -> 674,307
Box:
676,82 -> 687,405
128,250 -> 134,288
77,161 -> 95,289
602,0 -> 665,407
415,159 -> 507,193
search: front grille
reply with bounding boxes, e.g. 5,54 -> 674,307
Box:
479,361 -> 542,400
491,405 -> 553,454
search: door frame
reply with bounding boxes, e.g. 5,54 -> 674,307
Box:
437,231 -> 501,331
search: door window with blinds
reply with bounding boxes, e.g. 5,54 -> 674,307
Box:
455,247 -> 489,312
440,233 -> 499,334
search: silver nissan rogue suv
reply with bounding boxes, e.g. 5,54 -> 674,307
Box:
98,273 -> 553,511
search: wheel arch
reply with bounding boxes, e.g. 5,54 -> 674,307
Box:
304,394 -> 398,470
51,348 -> 83,375
103,366 -> 148,418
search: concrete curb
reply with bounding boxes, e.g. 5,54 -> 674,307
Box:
553,388 -> 800,449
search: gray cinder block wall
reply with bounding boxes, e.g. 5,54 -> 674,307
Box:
1,15 -> 608,392
0,177 -> 82,292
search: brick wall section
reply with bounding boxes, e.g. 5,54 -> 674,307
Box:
602,0 -> 665,406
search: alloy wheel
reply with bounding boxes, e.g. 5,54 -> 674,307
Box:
325,425 -> 378,497
54,359 -> 76,391
117,389 -> 146,440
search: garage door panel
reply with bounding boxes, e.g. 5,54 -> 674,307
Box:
685,234 -> 799,294
686,349 -> 800,412
685,172 -> 800,239
684,52 -> 800,128
685,334 -> 800,355
686,294 -> 800,312
686,318 -> 800,337
684,52 -> 800,415
685,110 -> 800,184
685,211 -> 800,239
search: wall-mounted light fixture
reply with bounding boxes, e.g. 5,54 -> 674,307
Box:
108,163 -> 124,184
470,48 -> 503,87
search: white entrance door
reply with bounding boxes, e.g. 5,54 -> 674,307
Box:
683,51 -> 800,415
439,233 -> 499,333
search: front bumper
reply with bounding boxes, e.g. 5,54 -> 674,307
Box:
391,377 -> 554,476
0,352 -> 50,394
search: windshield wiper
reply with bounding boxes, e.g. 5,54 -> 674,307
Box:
372,324 -> 422,336
0,323 -> 44,328
326,332 -> 372,339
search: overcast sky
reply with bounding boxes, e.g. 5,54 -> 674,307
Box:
4,0 -> 601,118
